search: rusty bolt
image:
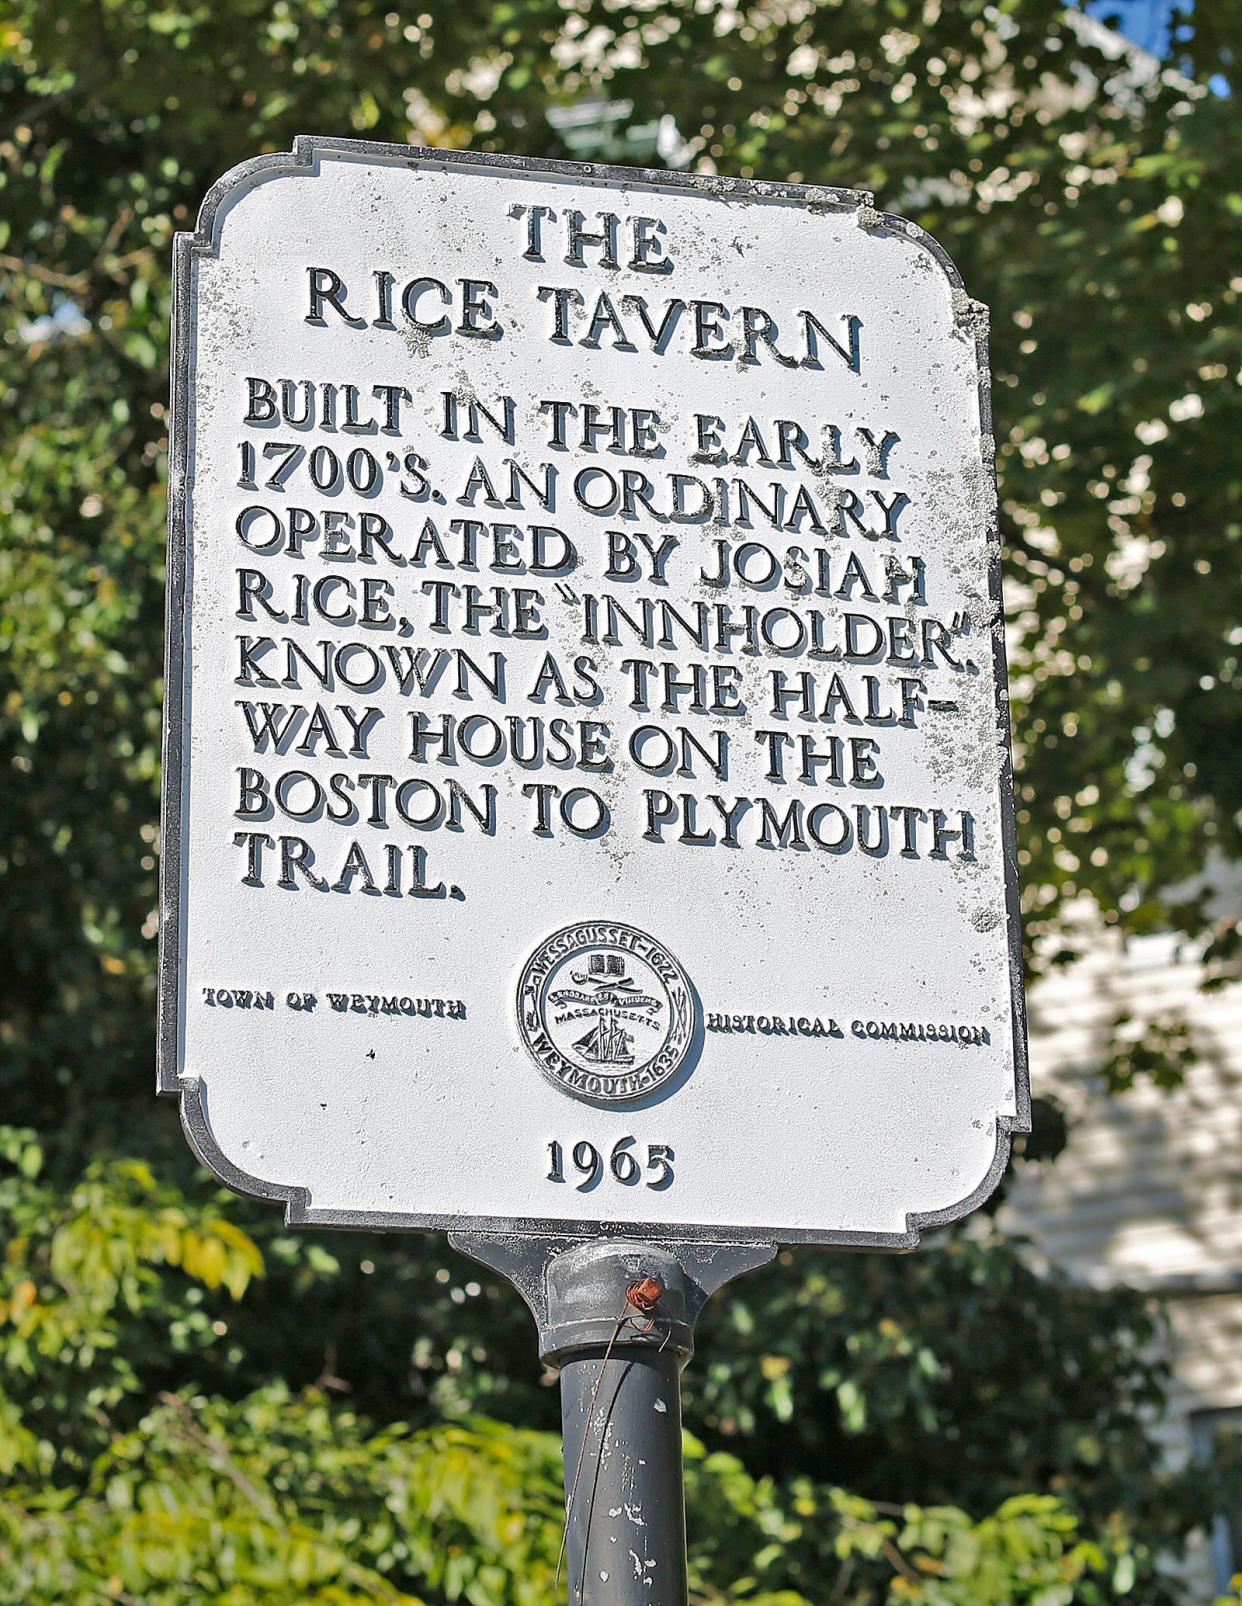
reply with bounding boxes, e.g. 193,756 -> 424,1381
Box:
626,1276 -> 664,1313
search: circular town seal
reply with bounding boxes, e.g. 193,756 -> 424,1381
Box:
517,922 -> 697,1104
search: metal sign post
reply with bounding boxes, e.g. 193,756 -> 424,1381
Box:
453,1233 -> 775,1606
161,138 -> 1027,1605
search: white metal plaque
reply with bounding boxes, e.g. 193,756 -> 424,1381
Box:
161,138 -> 1028,1247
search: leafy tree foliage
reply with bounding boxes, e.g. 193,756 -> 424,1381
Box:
0,0 -> 1239,1600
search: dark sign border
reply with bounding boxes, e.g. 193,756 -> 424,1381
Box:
160,135 -> 1029,1250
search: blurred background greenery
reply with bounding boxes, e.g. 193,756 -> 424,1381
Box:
1,0 -> 1240,1599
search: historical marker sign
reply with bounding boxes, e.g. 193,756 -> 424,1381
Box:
161,138 -> 1027,1248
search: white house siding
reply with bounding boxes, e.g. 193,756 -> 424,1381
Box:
1000,930 -> 1242,1600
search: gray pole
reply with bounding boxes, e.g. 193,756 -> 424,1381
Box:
558,1346 -> 688,1605
546,1245 -> 692,1606
450,1232 -> 775,1606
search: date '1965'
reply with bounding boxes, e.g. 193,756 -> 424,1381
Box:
547,1137 -> 674,1191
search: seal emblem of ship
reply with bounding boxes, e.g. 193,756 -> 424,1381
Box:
517,922 -> 697,1104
